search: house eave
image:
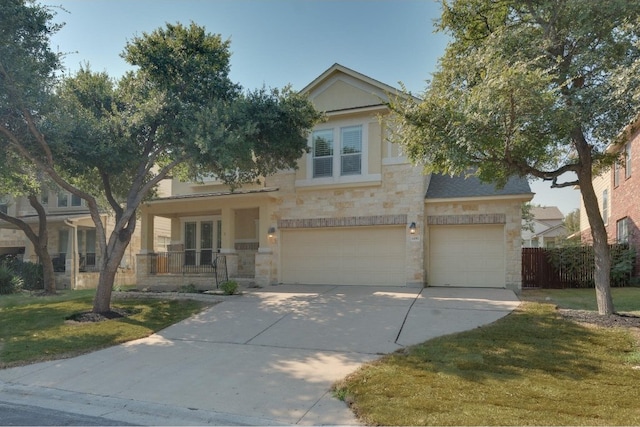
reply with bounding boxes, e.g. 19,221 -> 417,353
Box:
143,187 -> 280,205
425,193 -> 534,204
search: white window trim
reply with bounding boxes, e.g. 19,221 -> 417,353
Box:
180,215 -> 222,249
625,142 -> 632,179
616,217 -> 629,243
299,118 -> 382,187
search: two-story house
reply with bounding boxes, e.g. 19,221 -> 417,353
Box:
136,64 -> 533,291
579,115 -> 640,277
522,206 -> 567,248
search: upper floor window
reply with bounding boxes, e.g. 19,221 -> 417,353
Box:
57,192 -> 83,208
341,126 -> 362,175
616,217 -> 629,243
625,142 -> 632,179
312,129 -> 334,178
614,161 -> 620,187
312,125 -> 362,179
602,189 -> 609,225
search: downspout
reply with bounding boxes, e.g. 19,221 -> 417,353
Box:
64,219 -> 78,290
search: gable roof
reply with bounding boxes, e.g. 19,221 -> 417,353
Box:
531,206 -> 564,221
426,173 -> 532,199
301,63 -> 404,98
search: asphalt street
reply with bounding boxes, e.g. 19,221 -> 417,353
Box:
0,401 -> 129,426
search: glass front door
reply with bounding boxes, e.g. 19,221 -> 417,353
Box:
183,217 -> 221,266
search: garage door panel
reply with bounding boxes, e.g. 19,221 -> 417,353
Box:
281,227 -> 405,286
429,225 -> 505,288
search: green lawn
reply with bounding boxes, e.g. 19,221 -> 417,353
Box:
520,287 -> 640,313
335,289 -> 640,426
0,290 -> 212,368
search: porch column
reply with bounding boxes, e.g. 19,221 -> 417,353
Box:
255,203 -> 275,286
139,210 -> 154,254
258,204 -> 271,250
220,207 -> 238,277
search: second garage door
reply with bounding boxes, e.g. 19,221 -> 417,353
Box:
280,226 -> 406,286
429,225 -> 505,287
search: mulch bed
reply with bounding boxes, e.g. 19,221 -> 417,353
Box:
66,307 -> 135,323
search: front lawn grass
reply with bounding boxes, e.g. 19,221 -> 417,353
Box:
335,302 -> 640,426
0,290 -> 211,368
521,287 -> 640,313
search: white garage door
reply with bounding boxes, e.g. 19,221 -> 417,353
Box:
281,226 -> 406,286
429,225 -> 505,287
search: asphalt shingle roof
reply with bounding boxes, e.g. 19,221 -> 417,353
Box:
425,173 -> 532,199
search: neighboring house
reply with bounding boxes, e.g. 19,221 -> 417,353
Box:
137,64 -> 533,291
0,180 -> 172,289
579,115 -> 640,277
522,206 -> 567,248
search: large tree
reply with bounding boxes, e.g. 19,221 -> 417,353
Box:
391,0 -> 640,315
0,0 -> 62,294
2,4 -> 322,313
0,153 -> 57,293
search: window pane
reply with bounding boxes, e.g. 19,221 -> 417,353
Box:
341,154 -> 362,175
313,157 -> 333,177
201,221 -> 213,249
184,222 -> 197,249
71,194 -> 82,206
617,218 -> 629,243
341,126 -> 362,154
58,229 -> 69,254
602,189 -> 608,224
86,229 -> 96,252
57,192 -> 68,207
313,130 -> 333,157
341,126 -> 362,176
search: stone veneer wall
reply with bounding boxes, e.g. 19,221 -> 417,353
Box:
263,162 -> 427,286
424,199 -> 525,290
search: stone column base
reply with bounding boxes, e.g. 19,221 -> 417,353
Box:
254,251 -> 275,286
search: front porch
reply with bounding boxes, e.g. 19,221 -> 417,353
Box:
136,188 -> 279,290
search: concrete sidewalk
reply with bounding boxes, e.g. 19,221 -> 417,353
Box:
0,285 -> 520,425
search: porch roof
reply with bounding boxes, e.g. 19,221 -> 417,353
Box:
0,213 -> 94,229
146,187 -> 279,204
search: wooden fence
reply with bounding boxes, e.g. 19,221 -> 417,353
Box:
522,245 -> 634,289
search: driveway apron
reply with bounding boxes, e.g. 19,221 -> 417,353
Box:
0,285 -> 520,425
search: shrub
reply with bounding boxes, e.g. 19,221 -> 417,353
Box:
177,283 -> 199,293
0,263 -> 24,294
220,280 -> 238,295
15,261 -> 43,291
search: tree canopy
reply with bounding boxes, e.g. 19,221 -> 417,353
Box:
391,0 -> 640,314
1,2 -> 323,313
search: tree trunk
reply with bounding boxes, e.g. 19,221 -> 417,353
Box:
574,130 -> 614,315
36,244 -> 56,294
92,233 -> 131,314
92,259 -> 118,313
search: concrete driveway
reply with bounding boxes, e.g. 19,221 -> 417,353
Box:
0,285 -> 520,425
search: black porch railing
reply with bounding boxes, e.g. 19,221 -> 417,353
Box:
149,252 -> 229,286
51,253 -> 99,272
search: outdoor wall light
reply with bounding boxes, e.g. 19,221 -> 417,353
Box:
268,226 -> 276,238
409,222 -> 417,234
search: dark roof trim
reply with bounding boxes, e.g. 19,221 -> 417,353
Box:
147,187 -> 279,203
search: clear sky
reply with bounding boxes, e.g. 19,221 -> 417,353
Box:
49,0 -> 580,215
